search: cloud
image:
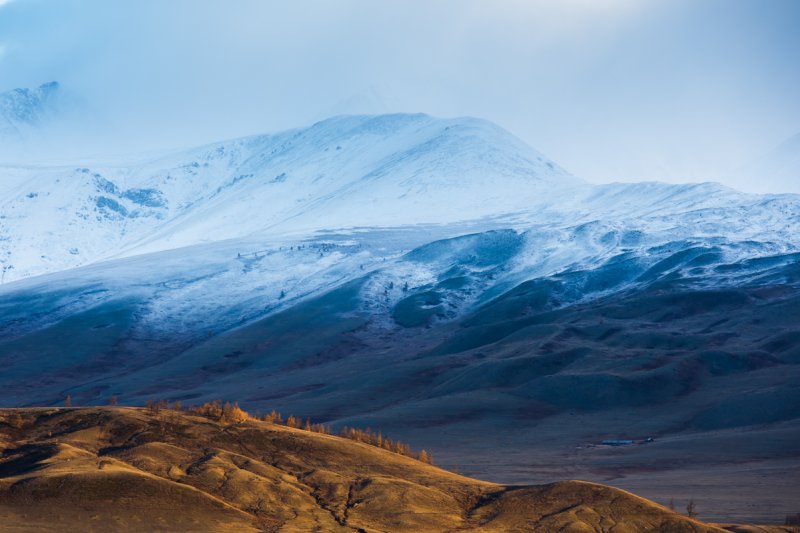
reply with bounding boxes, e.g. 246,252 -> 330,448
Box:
0,0 -> 798,192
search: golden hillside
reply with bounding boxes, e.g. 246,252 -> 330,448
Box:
0,407 -> 755,532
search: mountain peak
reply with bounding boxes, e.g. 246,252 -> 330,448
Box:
1,81 -> 60,123
0,81 -> 63,140
0,112 -> 582,281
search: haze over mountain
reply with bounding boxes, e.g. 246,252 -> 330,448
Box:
734,132 -> 800,194
0,82 -> 92,162
0,82 -> 61,139
2,1 -> 798,190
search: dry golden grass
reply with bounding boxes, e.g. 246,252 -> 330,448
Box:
0,407 -> 761,532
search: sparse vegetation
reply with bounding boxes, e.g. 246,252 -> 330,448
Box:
182,400 -> 433,464
263,409 -> 283,424
145,399 -> 169,415
188,399 -> 223,419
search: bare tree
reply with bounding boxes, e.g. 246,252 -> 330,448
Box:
686,499 -> 697,519
146,399 -> 168,415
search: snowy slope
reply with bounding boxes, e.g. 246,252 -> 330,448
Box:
1,112 -> 798,290
0,113 -> 580,282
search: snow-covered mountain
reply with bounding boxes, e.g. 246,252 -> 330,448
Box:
1,111 -> 798,376
1,112 -> 799,505
0,113 -> 581,281
0,82 -> 63,142
3,113 -> 799,285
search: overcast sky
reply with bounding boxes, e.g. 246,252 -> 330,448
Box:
1,0 -> 798,191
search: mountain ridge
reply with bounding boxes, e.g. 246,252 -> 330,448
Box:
0,112 -> 580,283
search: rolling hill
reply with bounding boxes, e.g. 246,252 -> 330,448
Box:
0,406 -> 731,532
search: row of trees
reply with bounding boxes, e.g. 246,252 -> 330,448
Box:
668,498 -> 698,519
54,396 -> 434,467
338,425 -> 433,464
152,399 -> 434,465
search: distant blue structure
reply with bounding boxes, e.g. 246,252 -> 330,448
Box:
600,437 -> 654,446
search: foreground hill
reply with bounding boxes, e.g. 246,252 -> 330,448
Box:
0,406 -> 725,532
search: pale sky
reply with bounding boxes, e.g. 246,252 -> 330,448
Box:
1,0 -> 798,192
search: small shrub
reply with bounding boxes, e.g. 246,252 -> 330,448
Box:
222,402 -> 249,424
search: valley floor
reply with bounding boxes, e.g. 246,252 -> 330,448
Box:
426,421 -> 800,525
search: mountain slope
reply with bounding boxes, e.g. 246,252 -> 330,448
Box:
1,226 -> 798,522
0,406 -> 723,532
2,113 -> 800,523
2,114 -> 798,286
0,113 -> 579,282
